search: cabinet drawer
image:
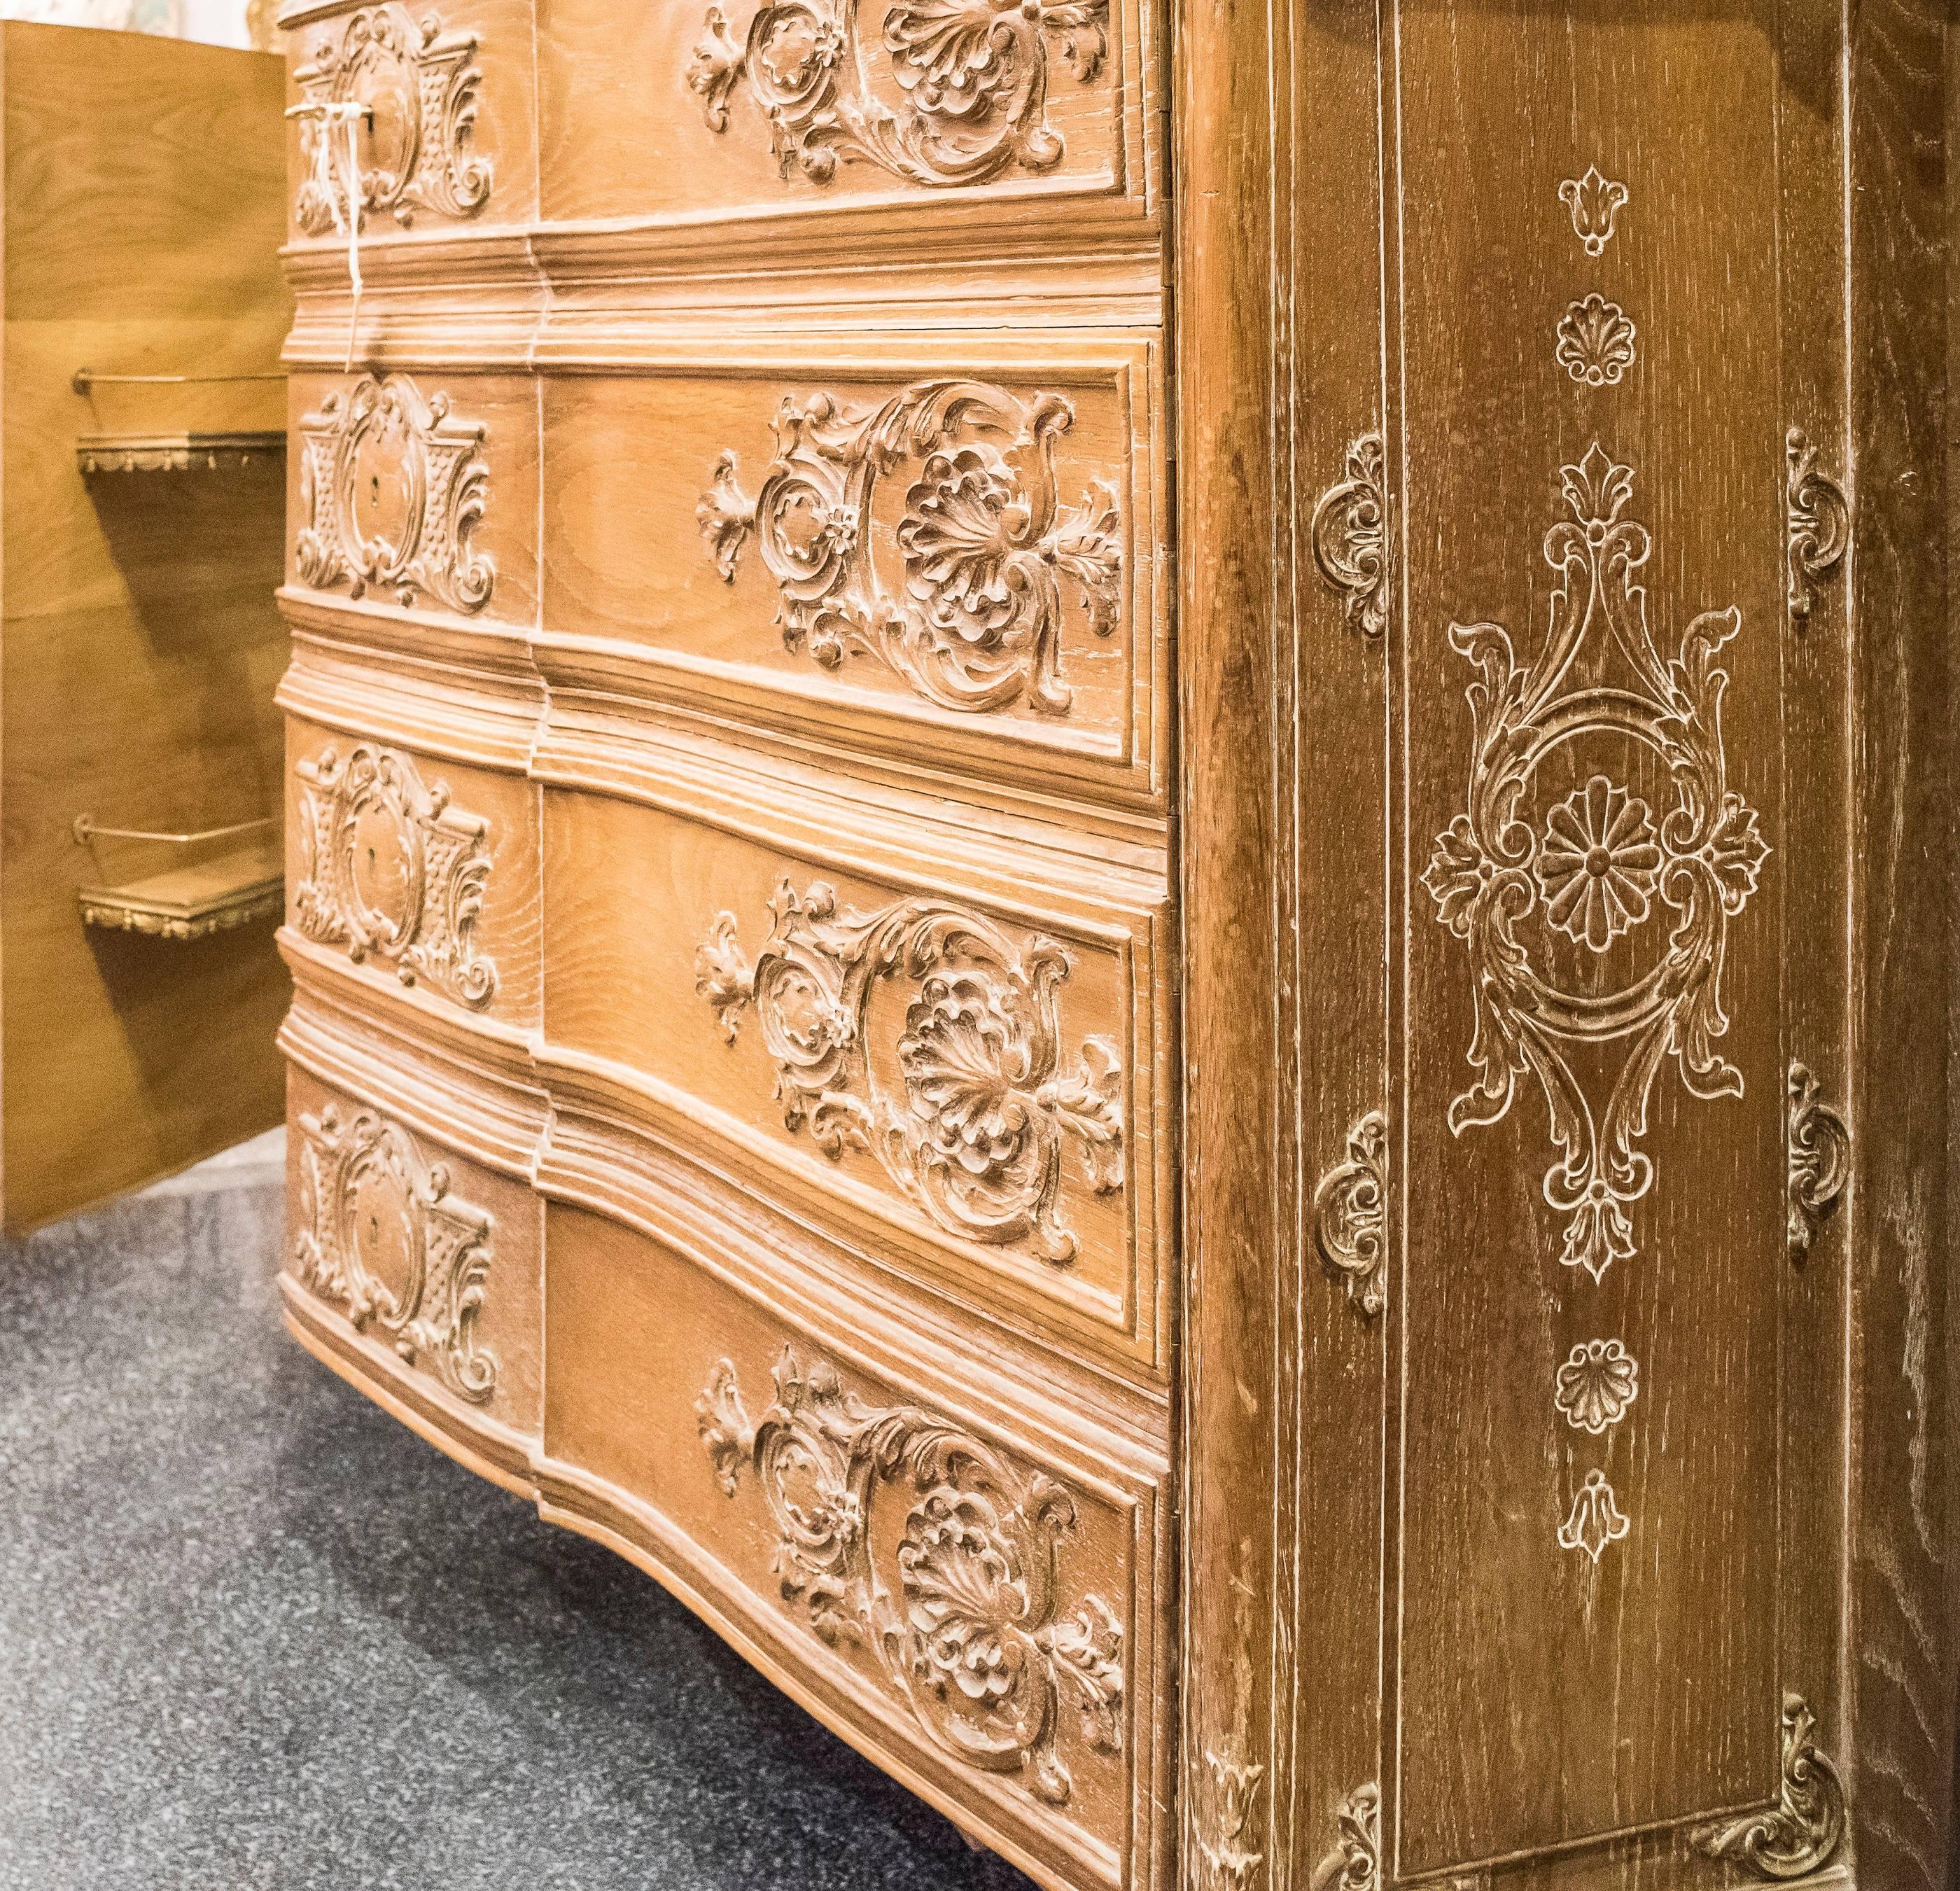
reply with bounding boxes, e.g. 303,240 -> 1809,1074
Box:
540,1200 -> 1169,1891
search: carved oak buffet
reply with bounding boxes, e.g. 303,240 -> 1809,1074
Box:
273,7 -> 1959,1891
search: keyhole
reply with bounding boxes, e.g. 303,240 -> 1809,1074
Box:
368,473 -> 381,511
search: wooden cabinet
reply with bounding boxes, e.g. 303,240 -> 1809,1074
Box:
274,6 -> 1960,1890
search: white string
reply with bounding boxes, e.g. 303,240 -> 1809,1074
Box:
288,101 -> 369,374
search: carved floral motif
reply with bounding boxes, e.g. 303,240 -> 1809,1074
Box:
1310,433 -> 1391,639
1554,1339 -> 1639,1435
1198,1747 -> 1267,1891
698,1349 -> 1123,1805
1555,295 -> 1637,387
1558,1468 -> 1630,1564
1310,1783 -> 1380,1891
295,375 -> 493,615
293,1104 -> 497,1404
1421,445 -> 1770,1283
293,743 -> 499,1012
1693,1694 -> 1847,1879
1785,427 -> 1851,624
698,881 -> 1122,1264
701,379 -> 1121,717
1311,1112 -> 1388,1318
1787,1061 -> 1851,1259
293,6 -> 490,233
1559,164 -> 1628,256
688,0 -> 1110,189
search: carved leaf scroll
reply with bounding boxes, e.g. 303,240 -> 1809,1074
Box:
701,379 -> 1121,718
1310,433 -> 1391,639
697,1348 -> 1124,1806
696,881 -> 1123,1264
293,1105 -> 498,1404
1692,1694 -> 1847,1879
1309,1784 -> 1380,1891
1785,427 -> 1850,624
1786,1061 -> 1851,1259
293,4 -> 490,233
688,0 -> 1111,190
293,743 -> 499,1012
1421,445 -> 1770,1283
295,375 -> 493,615
1312,1112 -> 1388,1318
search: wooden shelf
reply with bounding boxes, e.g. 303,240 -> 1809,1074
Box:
77,841 -> 284,942
76,431 -> 285,475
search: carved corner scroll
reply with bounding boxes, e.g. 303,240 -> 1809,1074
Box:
294,5 -> 490,233
1310,434 -> 1390,639
1422,445 -> 1770,1283
1693,1695 -> 1847,1880
699,379 -> 1121,718
688,0 -> 1111,190
696,1348 -> 1124,1806
1312,1112 -> 1388,1318
294,743 -> 499,1012
696,881 -> 1123,1264
1310,1784 -> 1380,1891
1787,1061 -> 1851,1259
297,375 -> 493,616
293,1104 -> 498,1404
1785,428 -> 1850,625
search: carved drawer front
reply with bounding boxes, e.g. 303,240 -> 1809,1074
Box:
286,370 -> 539,632
284,0 -> 539,245
284,718 -> 542,1030
283,1066 -> 543,1446
540,343 -> 1166,807
534,0 -> 1158,234
541,1202 -> 1168,1891
540,783 -> 1169,1375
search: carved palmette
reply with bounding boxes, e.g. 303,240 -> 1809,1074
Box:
696,881 -> 1123,1264
697,1348 -> 1123,1806
293,1105 -> 498,1404
699,378 -> 1121,718
293,5 -> 490,234
293,743 -> 499,1012
295,375 -> 493,615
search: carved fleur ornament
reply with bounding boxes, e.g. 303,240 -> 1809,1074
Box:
1422,445 -> 1770,1283
688,0 -> 1111,190
1198,1747 -> 1266,1891
293,1105 -> 498,1404
296,375 -> 493,615
1558,1467 -> 1630,1563
293,5 -> 490,235
697,1348 -> 1124,1806
1693,1694 -> 1847,1879
293,743 -> 499,1012
697,881 -> 1123,1264
700,379 -> 1121,718
1559,164 -> 1629,256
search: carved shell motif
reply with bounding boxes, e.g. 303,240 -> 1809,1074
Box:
701,379 -> 1121,718
698,1348 -> 1124,1806
688,0 -> 1111,189
697,881 -> 1122,1264
1553,1339 -> 1639,1435
1555,294 -> 1638,388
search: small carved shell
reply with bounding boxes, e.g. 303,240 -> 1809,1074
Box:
1555,295 -> 1638,388
1554,1339 -> 1639,1435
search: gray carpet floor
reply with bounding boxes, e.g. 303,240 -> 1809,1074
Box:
0,1152 -> 1038,1891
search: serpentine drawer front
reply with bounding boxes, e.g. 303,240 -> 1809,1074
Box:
274,6 -> 1959,1891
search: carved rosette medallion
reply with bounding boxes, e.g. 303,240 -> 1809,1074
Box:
700,379 -> 1121,717
1310,434 -> 1392,639
688,0 -> 1111,189
296,375 -> 493,615
1198,1747 -> 1267,1891
1785,428 -> 1851,624
1421,445 -> 1770,1283
1787,1061 -> 1851,1259
294,743 -> 499,1012
697,1349 -> 1124,1806
1555,1339 -> 1639,1435
697,881 -> 1123,1264
1558,1468 -> 1630,1563
1312,1112 -> 1389,1318
1555,295 -> 1637,387
293,1105 -> 497,1404
1310,1783 -> 1381,1891
1693,1695 -> 1847,1879
293,5 -> 490,233
1559,165 -> 1629,256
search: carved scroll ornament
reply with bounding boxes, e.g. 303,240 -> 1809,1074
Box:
296,375 -> 493,616
1311,1112 -> 1388,1318
293,1105 -> 497,1404
697,881 -> 1123,1264
688,0 -> 1111,190
294,743 -> 499,1012
701,379 -> 1121,718
1310,1784 -> 1380,1891
293,5 -> 490,234
1310,434 -> 1391,639
697,1348 -> 1124,1806
1421,445 -> 1770,1283
1785,428 -> 1850,624
1693,1695 -> 1847,1879
1786,1061 -> 1851,1258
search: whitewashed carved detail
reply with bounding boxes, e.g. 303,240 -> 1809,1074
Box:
1310,1784 -> 1380,1891
1693,1695 -> 1847,1878
1311,1112 -> 1388,1318
1785,428 -> 1851,624
1558,1468 -> 1630,1563
1787,1061 -> 1851,1259
1555,295 -> 1637,386
1554,1340 -> 1639,1435
1559,164 -> 1628,256
1199,1746 -> 1267,1891
1310,434 -> 1391,639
